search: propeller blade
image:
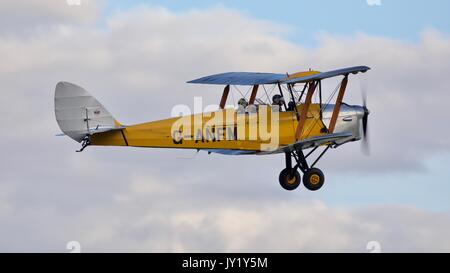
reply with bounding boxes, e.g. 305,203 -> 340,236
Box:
361,87 -> 370,155
361,111 -> 370,155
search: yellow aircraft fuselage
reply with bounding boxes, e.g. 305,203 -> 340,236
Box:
90,104 -> 326,153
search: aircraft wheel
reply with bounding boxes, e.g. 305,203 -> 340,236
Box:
303,168 -> 325,191
279,168 -> 301,191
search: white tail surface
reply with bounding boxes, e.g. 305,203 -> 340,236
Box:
55,82 -> 121,142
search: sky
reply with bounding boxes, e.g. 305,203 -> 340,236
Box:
0,0 -> 450,252
105,0 -> 450,45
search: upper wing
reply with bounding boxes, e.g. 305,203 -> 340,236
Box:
282,66 -> 370,84
187,66 -> 369,86
259,132 -> 354,155
187,72 -> 286,86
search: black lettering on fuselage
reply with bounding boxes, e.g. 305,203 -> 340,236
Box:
172,130 -> 183,144
174,126 -> 238,144
205,126 -> 215,142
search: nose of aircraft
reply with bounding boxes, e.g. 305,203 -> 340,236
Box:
362,106 -> 369,137
360,104 -> 370,155
352,105 -> 370,154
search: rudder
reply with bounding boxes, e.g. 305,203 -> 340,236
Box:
54,82 -> 122,143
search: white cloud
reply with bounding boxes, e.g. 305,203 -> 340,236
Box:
0,2 -> 450,252
3,164 -> 449,252
0,0 -> 103,35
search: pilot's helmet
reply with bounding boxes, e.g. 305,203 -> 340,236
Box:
272,94 -> 284,106
238,98 -> 248,108
287,101 -> 296,110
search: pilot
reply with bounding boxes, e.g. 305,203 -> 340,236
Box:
272,94 -> 285,111
238,98 -> 248,108
237,98 -> 248,114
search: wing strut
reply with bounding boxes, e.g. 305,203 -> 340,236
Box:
219,85 -> 230,109
249,85 -> 259,104
295,81 -> 317,140
328,75 -> 348,133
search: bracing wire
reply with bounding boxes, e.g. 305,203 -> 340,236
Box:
233,85 -> 246,98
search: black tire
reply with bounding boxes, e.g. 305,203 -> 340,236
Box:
279,168 -> 301,191
303,168 -> 325,191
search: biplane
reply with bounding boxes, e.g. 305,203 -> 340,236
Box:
55,66 -> 370,191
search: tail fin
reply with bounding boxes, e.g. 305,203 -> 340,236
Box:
54,82 -> 123,143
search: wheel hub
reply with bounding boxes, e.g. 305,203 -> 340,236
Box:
309,174 -> 321,185
287,175 -> 297,184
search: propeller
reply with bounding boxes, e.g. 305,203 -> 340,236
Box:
361,88 -> 370,155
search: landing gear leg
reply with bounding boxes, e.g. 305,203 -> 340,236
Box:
278,147 -> 328,191
278,152 -> 301,191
